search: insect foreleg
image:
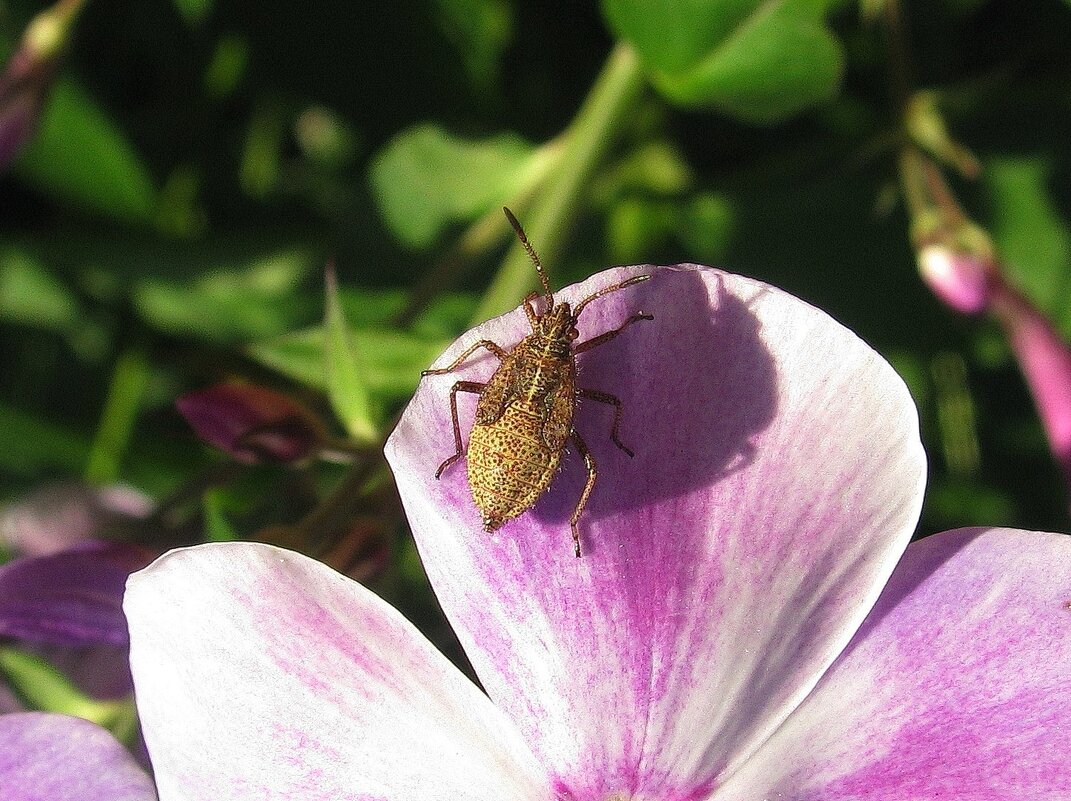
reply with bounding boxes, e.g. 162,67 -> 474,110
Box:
522,292 -> 541,328
435,380 -> 486,479
573,312 -> 653,355
576,387 -> 635,457
570,430 -> 596,558
422,341 -> 508,377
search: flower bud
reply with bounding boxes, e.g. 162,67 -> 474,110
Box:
176,382 -> 327,464
991,287 -> 1071,484
916,245 -> 992,315
0,0 -> 84,169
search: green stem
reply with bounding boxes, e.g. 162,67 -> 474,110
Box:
469,43 -> 646,323
84,346 -> 150,484
0,646 -> 138,744
898,147 -> 928,222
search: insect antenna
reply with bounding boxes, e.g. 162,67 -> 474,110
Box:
503,206 -> 554,308
573,274 -> 650,318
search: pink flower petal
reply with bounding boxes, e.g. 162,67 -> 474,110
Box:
992,286 -> 1071,481
0,541 -> 152,647
385,265 -> 926,797
124,542 -> 548,801
0,482 -> 151,556
0,712 -> 155,801
721,527 -> 1071,799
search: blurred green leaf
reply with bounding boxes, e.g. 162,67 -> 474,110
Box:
204,35 -> 249,99
607,197 -> 678,260
605,191 -> 736,263
0,647 -> 138,743
241,100 -> 286,199
84,348 -> 151,485
432,0 -> 513,90
410,293 -> 479,340
679,192 -> 736,259
603,0 -> 762,74
155,164 -> 207,239
0,246 -> 81,331
370,124 -> 538,248
0,404 -> 89,475
295,106 -> 359,169
132,247 -> 318,342
926,475 -> 1017,528
324,269 -> 379,444
203,488 -> 240,541
603,0 -> 843,122
248,285 -> 465,400
0,647 -> 90,715
15,80 -> 157,224
334,287 -> 408,326
593,141 -> 695,202
987,157 -> 1071,333
249,326 -> 448,403
173,0 -> 214,27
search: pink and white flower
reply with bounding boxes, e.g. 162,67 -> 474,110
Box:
119,266 -> 1070,800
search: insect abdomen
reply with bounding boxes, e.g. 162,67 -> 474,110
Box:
467,404 -> 564,531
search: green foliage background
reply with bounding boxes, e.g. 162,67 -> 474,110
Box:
2,0 -> 1071,601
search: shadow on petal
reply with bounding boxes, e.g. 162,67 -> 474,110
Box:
529,268 -> 779,551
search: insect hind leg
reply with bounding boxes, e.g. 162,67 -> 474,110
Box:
570,430 -> 597,558
435,380 -> 486,479
576,387 -> 635,457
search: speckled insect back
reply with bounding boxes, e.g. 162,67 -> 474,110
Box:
421,207 -> 652,557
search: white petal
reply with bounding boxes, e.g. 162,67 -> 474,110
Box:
125,542 -> 548,801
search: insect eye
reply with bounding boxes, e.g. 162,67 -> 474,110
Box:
567,328 -> 579,341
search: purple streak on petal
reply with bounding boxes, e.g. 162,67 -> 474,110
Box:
0,712 -> 156,801
0,541 -> 152,646
386,265 -> 927,798
720,527 -> 1071,800
125,542 -> 549,801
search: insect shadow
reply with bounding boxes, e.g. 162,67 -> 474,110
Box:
523,266 -> 781,553
420,265 -> 779,558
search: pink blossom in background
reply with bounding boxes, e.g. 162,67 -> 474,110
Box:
915,235 -> 1071,494
0,713 -> 155,801
992,285 -> 1071,484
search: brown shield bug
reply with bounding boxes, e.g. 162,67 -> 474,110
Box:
420,207 -> 652,557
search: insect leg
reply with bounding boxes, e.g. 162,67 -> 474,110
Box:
435,381 -> 486,478
522,292 -> 541,328
573,312 -> 653,355
576,387 -> 635,457
422,341 -> 507,376
570,430 -> 596,559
